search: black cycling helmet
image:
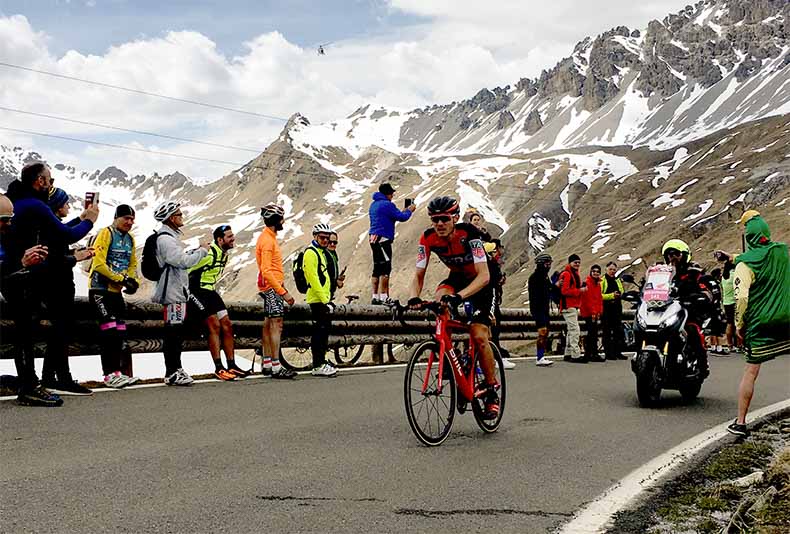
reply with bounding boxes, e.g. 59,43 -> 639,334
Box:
427,196 -> 460,216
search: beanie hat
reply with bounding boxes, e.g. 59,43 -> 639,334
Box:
568,254 -> 581,263
114,204 -> 135,219
47,187 -> 69,211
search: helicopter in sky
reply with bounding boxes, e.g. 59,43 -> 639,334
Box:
317,43 -> 331,55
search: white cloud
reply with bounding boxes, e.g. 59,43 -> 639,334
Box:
0,2 -> 689,180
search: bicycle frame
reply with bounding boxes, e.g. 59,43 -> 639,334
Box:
421,305 -> 478,402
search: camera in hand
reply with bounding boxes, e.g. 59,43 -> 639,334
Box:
84,191 -> 99,208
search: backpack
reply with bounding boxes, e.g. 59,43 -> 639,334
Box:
292,246 -> 325,294
141,232 -> 164,281
81,229 -> 103,273
549,271 -> 562,305
188,246 -> 223,290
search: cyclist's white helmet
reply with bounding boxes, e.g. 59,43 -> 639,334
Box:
312,222 -> 334,235
261,203 -> 285,218
153,201 -> 181,222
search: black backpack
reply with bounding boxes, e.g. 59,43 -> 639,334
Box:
549,271 -> 562,305
292,246 -> 325,294
141,232 -> 164,281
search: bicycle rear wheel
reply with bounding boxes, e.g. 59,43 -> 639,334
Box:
472,342 -> 506,433
404,341 -> 456,446
333,345 -> 365,366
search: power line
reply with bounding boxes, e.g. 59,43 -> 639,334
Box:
0,106 -> 262,153
0,61 -> 289,121
0,126 -> 242,166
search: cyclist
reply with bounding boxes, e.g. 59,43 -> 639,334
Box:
408,196 -> 500,420
662,239 -> 712,377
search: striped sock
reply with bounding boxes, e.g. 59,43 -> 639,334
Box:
263,356 -> 272,370
271,360 -> 282,373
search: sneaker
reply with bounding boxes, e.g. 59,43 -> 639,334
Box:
214,369 -> 236,381
371,298 -> 382,305
535,357 -> 554,367
727,420 -> 750,437
271,367 -> 297,379
104,373 -> 130,389
722,346 -> 730,355
501,358 -> 516,370
165,369 -> 194,386
227,365 -> 250,378
311,363 -> 337,377
261,366 -> 273,377
17,386 -> 63,407
46,380 -> 93,396
125,375 -> 141,386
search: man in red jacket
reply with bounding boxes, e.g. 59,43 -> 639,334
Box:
580,265 -> 604,362
558,254 -> 587,363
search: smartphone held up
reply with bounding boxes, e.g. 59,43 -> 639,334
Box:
84,191 -> 100,208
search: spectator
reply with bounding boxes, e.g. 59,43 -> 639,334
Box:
703,267 -> 728,353
0,194 -> 49,400
468,210 -> 493,241
558,254 -> 587,363
41,187 -> 96,395
368,182 -> 415,304
727,211 -> 790,437
255,203 -> 296,379
305,223 -> 337,377
580,264 -> 604,362
4,164 -> 97,406
716,250 -> 738,352
601,261 -> 627,361
326,231 -> 345,301
187,225 -> 249,381
528,253 -> 554,366
151,201 -> 208,386
485,239 -> 515,369
89,204 -> 141,388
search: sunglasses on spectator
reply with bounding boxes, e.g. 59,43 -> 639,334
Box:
430,215 -> 451,223
328,240 -> 338,245
0,214 -> 13,223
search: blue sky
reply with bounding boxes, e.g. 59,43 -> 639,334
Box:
0,1 -> 691,180
1,0 -> 424,56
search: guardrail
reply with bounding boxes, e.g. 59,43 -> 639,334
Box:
0,297 -> 635,362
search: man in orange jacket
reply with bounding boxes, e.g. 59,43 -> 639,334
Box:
558,254 -> 588,363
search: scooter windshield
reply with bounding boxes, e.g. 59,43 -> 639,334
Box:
642,265 -> 674,303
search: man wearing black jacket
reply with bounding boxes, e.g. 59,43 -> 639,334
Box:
528,253 -> 555,366
4,163 -> 98,406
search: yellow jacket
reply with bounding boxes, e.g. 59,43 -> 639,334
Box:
89,226 -> 138,293
303,245 -> 331,304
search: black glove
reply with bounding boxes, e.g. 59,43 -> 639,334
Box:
407,297 -> 423,308
440,293 -> 463,309
123,277 -> 139,295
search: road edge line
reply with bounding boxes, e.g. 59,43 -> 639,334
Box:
557,397 -> 790,534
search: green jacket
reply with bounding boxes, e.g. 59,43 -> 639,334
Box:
187,243 -> 228,291
304,245 -> 331,304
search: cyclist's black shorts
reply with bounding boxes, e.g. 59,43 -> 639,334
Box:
187,288 -> 227,323
437,273 -> 495,326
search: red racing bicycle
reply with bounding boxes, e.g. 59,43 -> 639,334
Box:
404,300 -> 506,446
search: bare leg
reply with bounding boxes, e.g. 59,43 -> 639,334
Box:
269,317 -> 284,362
380,274 -> 390,297
470,323 -> 496,385
261,319 -> 272,361
219,315 -> 235,365
206,315 -> 222,365
371,276 -> 379,297
736,363 -> 761,424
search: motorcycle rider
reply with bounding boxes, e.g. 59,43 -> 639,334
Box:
661,239 -> 713,377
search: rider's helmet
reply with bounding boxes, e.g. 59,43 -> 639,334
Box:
312,222 -> 334,235
662,239 -> 691,264
153,201 -> 181,222
534,252 -> 553,266
427,196 -> 460,216
261,203 -> 285,226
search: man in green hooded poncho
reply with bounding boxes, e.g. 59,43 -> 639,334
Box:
727,210 -> 790,437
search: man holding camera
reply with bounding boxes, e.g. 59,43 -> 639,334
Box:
368,182 -> 415,304
88,204 -> 141,388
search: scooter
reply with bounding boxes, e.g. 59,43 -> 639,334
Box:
622,265 -> 711,407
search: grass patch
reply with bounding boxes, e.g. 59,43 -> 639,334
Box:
703,441 -> 773,481
695,517 -> 719,533
753,487 -> 790,529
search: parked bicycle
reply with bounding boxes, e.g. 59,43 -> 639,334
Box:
404,300 -> 506,446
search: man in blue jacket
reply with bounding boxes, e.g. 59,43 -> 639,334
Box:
368,182 -> 415,304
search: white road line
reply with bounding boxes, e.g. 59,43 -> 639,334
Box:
557,397 -> 790,534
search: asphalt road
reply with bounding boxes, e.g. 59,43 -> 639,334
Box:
1,353 -> 788,533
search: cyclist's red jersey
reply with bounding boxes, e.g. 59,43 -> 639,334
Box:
416,223 -> 487,280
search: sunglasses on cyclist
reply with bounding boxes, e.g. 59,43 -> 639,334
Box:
0,215 -> 13,223
328,240 -> 338,245
430,215 -> 452,223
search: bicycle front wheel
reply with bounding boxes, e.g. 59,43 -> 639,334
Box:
404,341 -> 456,446
472,342 -> 506,433
334,344 -> 366,366
279,347 -> 313,371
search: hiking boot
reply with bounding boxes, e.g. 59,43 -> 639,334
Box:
535,357 -> 554,367
214,369 -> 236,381
271,367 -> 297,379
501,358 -> 516,370
727,420 -> 749,437
311,363 -> 337,377
45,380 -> 93,396
104,373 -> 130,389
17,386 -> 63,407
